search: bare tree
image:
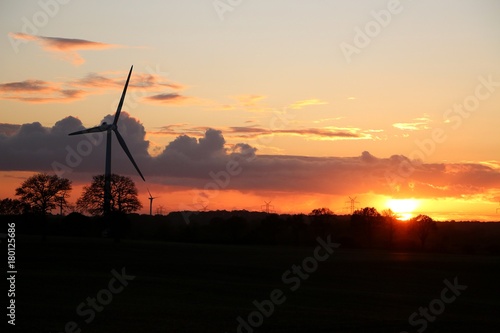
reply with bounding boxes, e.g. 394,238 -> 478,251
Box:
15,173 -> 72,215
77,174 -> 142,216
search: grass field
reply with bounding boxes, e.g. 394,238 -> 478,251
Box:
14,235 -> 500,332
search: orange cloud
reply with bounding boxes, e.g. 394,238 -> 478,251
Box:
0,80 -> 53,93
149,124 -> 373,141
289,99 -> 327,109
0,69 -> 186,104
393,115 -> 432,131
9,90 -> 86,103
227,126 -> 372,140
73,72 -> 185,91
9,32 -> 121,65
221,96 -> 327,113
233,94 -> 267,107
0,79 -> 85,103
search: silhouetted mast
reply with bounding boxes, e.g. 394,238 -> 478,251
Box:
147,188 -> 159,216
261,201 -> 275,214
345,196 -> 360,215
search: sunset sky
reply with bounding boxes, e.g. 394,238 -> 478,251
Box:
1,0 -> 500,220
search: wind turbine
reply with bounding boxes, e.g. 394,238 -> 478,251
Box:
69,65 -> 145,214
147,188 -> 159,216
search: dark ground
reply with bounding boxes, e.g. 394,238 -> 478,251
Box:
11,235 -> 500,333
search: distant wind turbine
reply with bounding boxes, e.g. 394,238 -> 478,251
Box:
69,66 -> 145,214
147,188 -> 159,216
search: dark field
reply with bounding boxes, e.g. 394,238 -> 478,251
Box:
14,235 -> 500,333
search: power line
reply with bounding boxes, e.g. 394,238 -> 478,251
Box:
156,205 -> 164,215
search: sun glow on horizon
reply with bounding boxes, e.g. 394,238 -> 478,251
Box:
387,199 -> 420,221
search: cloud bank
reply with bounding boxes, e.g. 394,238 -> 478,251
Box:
1,115 -> 500,202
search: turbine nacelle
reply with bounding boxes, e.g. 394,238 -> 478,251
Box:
99,122 -> 116,131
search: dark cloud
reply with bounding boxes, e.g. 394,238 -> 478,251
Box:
0,113 -> 148,177
0,124 -> 21,136
0,80 -> 52,92
2,116 -> 500,201
227,126 -> 369,140
73,73 -> 117,88
144,93 -> 189,104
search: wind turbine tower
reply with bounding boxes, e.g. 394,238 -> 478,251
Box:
147,188 -> 159,216
69,66 -> 145,215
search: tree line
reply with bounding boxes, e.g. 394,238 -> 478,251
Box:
1,172 -> 141,216
4,172 -> 499,254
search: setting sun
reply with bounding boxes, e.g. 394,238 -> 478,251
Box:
387,199 -> 420,221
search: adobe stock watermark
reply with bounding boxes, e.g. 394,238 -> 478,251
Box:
213,0 -> 244,21
235,235 -> 340,333
400,277 -> 467,333
385,74 -> 500,189
8,0 -> 73,54
179,107 -> 296,223
339,0 -> 408,64
51,267 -> 135,333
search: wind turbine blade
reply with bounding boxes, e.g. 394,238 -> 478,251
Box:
68,126 -> 104,136
113,65 -> 133,125
113,128 -> 145,181
147,188 -> 153,198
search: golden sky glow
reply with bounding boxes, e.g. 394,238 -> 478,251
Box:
1,1 -> 500,219
386,199 -> 420,221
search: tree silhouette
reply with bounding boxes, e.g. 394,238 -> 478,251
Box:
15,173 -> 72,215
410,214 -> 437,249
381,209 -> 398,248
77,174 -> 142,216
310,207 -> 334,216
0,198 -> 30,215
310,207 -> 335,238
351,207 -> 382,246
